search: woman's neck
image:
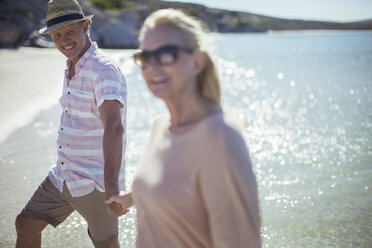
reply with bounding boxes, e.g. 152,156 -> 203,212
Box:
166,93 -> 221,133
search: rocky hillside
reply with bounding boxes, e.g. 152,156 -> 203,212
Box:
1,0 -> 372,48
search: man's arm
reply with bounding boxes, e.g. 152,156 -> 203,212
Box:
99,100 -> 127,216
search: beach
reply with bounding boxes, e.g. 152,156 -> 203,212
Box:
1,31 -> 371,247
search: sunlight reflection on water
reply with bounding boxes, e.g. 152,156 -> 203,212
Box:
211,32 -> 371,247
111,32 -> 372,246
114,32 -> 371,247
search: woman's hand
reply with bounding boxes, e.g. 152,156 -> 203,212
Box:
106,191 -> 134,216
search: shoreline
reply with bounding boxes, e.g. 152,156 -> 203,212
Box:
0,47 -> 135,145
0,47 -> 65,144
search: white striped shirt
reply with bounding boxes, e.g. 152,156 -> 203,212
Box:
48,42 -> 127,197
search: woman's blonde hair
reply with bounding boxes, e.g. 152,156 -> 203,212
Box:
138,9 -> 221,104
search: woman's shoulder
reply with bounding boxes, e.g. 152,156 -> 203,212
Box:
203,110 -> 244,139
195,111 -> 247,158
198,111 -> 253,173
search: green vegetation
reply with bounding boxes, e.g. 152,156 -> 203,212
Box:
88,0 -> 136,10
148,4 -> 157,12
181,7 -> 199,17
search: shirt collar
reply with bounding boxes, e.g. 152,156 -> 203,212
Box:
66,42 -> 98,73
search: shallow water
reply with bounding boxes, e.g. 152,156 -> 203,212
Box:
214,31 -> 372,247
0,31 -> 371,247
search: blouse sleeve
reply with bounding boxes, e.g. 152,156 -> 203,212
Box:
198,124 -> 261,248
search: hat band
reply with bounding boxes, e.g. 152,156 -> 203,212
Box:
47,13 -> 85,27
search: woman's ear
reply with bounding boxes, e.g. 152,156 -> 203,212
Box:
194,51 -> 207,75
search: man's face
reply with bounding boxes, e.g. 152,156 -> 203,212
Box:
50,21 -> 88,63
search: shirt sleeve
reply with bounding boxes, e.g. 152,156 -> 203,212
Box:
95,64 -> 127,108
198,125 -> 261,248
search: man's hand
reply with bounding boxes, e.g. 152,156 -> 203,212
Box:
106,200 -> 128,217
106,191 -> 133,216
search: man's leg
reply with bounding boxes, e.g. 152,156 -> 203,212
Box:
15,176 -> 74,248
69,189 -> 120,248
15,215 -> 48,248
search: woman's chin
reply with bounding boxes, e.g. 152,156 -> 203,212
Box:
149,86 -> 171,100
152,92 -> 168,100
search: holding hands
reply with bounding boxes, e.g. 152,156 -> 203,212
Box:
106,191 -> 134,216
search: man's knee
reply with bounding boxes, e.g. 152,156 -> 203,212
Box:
15,214 -> 47,235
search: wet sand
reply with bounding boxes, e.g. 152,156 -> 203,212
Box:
0,47 -> 65,144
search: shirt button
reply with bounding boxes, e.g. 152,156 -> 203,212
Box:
61,127 -> 63,131
68,91 -> 71,94
59,146 -> 62,149
65,110 -> 68,113
61,162 -> 64,165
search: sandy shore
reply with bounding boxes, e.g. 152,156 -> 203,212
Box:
0,47 -> 65,144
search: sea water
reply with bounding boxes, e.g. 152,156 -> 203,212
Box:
0,31 -> 371,247
213,31 -> 372,247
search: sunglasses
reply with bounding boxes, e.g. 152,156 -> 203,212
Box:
133,45 -> 193,67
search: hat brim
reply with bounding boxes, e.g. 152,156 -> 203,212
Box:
39,15 -> 93,35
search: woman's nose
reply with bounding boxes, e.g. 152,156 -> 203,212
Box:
143,56 -> 160,69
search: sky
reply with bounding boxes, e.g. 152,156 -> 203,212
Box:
166,0 -> 372,22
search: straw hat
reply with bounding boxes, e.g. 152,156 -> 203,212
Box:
39,0 -> 94,34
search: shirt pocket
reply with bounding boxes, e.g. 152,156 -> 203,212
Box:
69,89 -> 96,119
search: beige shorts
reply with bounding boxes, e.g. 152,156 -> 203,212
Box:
21,176 -> 118,248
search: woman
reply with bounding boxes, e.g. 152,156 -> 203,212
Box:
107,9 -> 261,247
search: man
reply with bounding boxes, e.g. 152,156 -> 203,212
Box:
15,0 -> 127,247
